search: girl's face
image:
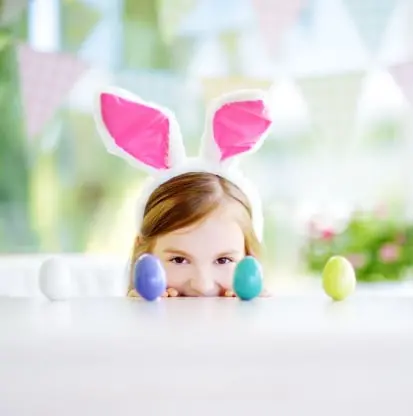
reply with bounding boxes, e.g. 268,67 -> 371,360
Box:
152,205 -> 246,296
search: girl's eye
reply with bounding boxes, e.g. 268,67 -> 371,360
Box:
215,257 -> 233,265
170,256 -> 188,264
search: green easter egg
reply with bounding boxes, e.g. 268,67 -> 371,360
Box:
233,256 -> 263,301
322,256 -> 356,301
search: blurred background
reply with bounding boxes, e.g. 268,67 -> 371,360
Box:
1,0 -> 413,286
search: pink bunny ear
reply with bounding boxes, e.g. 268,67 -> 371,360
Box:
213,99 -> 271,160
201,90 -> 272,162
201,90 -> 273,163
95,88 -> 185,172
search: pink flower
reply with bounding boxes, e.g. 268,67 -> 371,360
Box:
321,229 -> 335,240
379,243 -> 400,263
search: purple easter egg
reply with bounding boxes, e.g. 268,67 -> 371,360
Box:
134,254 -> 166,301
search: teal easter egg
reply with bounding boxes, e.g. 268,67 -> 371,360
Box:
233,256 -> 263,301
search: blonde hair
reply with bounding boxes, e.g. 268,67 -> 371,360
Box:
128,172 -> 261,293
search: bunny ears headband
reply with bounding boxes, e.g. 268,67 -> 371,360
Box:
94,87 -> 273,241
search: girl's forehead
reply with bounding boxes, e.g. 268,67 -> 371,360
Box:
154,208 -> 245,254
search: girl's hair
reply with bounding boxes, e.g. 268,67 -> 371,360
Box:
128,172 -> 261,292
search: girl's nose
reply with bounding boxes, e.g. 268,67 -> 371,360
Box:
189,273 -> 219,296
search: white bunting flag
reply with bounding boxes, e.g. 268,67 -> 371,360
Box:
295,71 -> 365,146
201,76 -> 273,103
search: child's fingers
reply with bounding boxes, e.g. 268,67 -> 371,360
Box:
127,289 -> 140,298
224,290 -> 236,297
128,288 -> 181,299
167,288 -> 179,297
135,288 -> 179,298
224,289 -> 272,298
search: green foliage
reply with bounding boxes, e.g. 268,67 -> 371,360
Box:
123,0 -> 171,70
304,209 -> 413,282
0,28 -> 38,251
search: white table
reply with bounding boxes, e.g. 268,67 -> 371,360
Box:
1,295 -> 413,416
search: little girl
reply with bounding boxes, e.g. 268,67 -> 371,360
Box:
94,86 -> 273,297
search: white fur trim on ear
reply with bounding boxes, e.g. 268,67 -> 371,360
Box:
94,86 -> 187,175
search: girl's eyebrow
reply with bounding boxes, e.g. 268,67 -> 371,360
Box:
163,249 -> 241,258
215,250 -> 241,258
163,248 -> 191,257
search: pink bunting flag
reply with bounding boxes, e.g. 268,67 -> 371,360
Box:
16,44 -> 89,138
252,0 -> 307,56
388,61 -> 413,107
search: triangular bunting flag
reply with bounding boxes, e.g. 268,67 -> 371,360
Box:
342,0 -> 398,56
388,61 -> 413,107
295,71 -> 365,145
17,44 -> 89,138
219,30 -> 241,73
252,0 -> 307,56
157,0 -> 197,44
201,76 -> 273,103
117,70 -> 188,109
62,0 -> 102,52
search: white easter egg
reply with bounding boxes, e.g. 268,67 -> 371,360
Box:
38,257 -> 73,301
